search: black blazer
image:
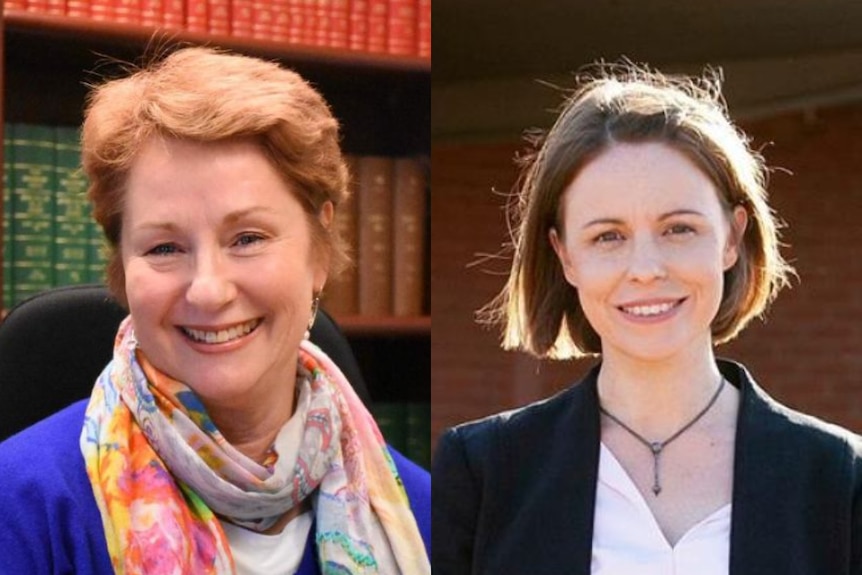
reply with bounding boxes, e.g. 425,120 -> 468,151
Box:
432,360 -> 862,574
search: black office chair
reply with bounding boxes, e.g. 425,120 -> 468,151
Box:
0,284 -> 371,441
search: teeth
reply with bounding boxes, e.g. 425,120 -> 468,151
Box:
623,302 -> 677,317
183,319 -> 260,343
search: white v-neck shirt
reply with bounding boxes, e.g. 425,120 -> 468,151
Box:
592,443 -> 731,575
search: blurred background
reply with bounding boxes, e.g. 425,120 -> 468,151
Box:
432,0 -> 862,451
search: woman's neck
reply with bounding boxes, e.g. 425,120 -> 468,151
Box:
597,346 -> 725,439
203,376 -> 298,464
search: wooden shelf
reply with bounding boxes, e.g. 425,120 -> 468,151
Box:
3,12 -> 430,156
4,11 -> 430,73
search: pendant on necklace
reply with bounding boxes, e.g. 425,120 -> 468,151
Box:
650,442 -> 663,495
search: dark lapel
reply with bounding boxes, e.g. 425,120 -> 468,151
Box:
560,367 -> 602,574
477,365 -> 603,574
497,365 -> 602,574
725,360 -> 847,575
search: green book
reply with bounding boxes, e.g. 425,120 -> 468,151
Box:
86,216 -> 108,285
3,124 -> 13,310
54,126 -> 90,288
405,402 -> 431,469
10,123 -> 56,304
374,401 -> 407,455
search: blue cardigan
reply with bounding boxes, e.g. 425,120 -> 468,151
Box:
0,400 -> 431,574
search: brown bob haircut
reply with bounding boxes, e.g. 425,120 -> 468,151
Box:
486,64 -> 794,359
82,46 -> 350,308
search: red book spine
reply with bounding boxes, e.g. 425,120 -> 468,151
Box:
66,0 -> 90,17
163,0 -> 185,28
26,0 -> 48,13
417,0 -> 430,58
141,0 -> 163,26
46,0 -> 66,15
386,0 -> 416,56
348,0 -> 369,51
315,0 -> 331,46
5,0 -> 27,11
186,0 -> 208,32
367,0 -> 387,53
251,0 -> 274,39
287,0 -> 304,44
271,0 -> 291,42
208,0 -> 231,35
115,0 -> 141,24
301,0 -> 317,45
329,0 -> 349,49
90,0 -> 115,21
232,0 -> 254,37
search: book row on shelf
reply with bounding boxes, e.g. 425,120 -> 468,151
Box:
323,154 -> 428,318
2,123 -> 107,310
0,123 -> 429,320
373,401 -> 429,469
7,0 -> 431,58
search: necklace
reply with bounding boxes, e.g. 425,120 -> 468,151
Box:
599,376 -> 726,496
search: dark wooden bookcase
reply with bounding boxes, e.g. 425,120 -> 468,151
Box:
0,11 -> 430,404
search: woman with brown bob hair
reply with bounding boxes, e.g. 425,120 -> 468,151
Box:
432,64 -> 862,574
0,47 -> 430,574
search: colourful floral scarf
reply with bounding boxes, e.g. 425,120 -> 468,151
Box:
80,318 -> 429,574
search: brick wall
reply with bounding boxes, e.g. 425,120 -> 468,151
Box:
431,103 -> 862,451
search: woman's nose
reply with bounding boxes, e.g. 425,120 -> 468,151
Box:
626,236 -> 668,283
185,251 -> 237,310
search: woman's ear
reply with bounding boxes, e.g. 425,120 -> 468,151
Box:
318,200 -> 334,229
549,227 -> 578,287
723,205 -> 748,270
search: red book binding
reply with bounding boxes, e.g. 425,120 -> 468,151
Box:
232,0 -> 254,37
367,0 -> 387,53
417,0 -> 430,58
185,0 -> 208,32
386,0 -> 416,56
348,0 -> 369,51
329,0 -> 349,48
163,0 -> 185,29
208,0 -> 231,35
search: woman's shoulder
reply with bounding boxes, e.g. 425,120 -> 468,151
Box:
0,399 -> 113,573
729,359 -> 862,474
443,370 -> 596,455
388,448 -> 430,553
0,399 -> 90,471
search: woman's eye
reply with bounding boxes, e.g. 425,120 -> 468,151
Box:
146,243 -> 178,256
594,230 -> 624,244
666,224 -> 695,236
235,233 -> 265,247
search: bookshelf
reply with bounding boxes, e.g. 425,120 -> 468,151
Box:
0,6 -> 429,463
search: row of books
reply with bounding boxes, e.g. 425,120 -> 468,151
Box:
2,123 -> 107,310
324,155 -> 428,318
373,401 -> 429,469
7,0 -> 431,58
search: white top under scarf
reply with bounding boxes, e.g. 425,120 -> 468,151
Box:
592,443 -> 731,575
221,511 -> 313,575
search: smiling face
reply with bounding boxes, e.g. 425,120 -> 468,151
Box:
550,142 -> 746,364
120,136 -> 328,408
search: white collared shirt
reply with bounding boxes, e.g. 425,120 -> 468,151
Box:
592,443 -> 731,575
